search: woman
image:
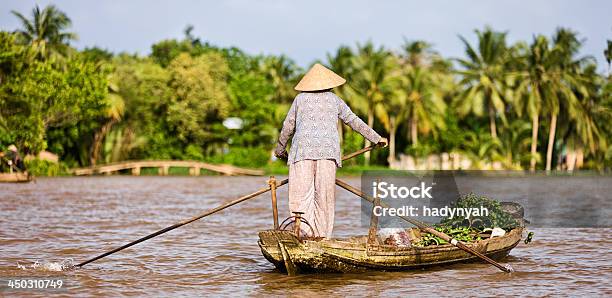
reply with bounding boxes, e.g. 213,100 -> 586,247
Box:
275,63 -> 387,239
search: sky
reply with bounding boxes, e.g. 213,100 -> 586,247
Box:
1,0 -> 611,70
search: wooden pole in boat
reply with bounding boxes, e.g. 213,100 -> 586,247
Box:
367,180 -> 381,245
268,176 -> 279,229
335,178 -> 514,273
75,146 -> 380,268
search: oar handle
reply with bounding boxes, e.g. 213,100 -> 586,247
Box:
335,178 -> 514,273
341,143 -> 382,162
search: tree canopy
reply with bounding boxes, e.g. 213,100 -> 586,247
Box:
1,4 -> 611,173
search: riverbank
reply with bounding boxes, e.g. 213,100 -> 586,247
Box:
23,159 -> 394,177
21,158 -> 611,178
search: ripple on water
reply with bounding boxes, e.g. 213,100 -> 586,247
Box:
16,259 -> 76,272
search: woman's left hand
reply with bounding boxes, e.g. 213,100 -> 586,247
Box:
275,148 -> 288,160
377,138 -> 388,148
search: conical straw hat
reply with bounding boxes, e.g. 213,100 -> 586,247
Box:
294,63 -> 346,91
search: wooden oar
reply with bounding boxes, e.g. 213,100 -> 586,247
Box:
75,145 -> 380,267
75,180 -> 287,267
335,178 -> 515,273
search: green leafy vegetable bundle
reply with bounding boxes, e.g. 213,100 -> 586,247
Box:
414,193 -> 520,247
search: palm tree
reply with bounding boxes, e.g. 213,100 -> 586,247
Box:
374,92 -> 404,163
402,40 -> 436,67
348,42 -> 394,165
261,55 -> 299,104
90,74 -> 125,166
371,56 -> 404,162
327,45 -> 355,146
327,45 -> 354,80
560,63 -> 607,171
512,36 -> 551,171
402,67 -> 447,149
456,28 -> 509,139
11,4 -> 77,58
400,41 -> 448,148
541,28 -> 587,171
513,30 -> 593,171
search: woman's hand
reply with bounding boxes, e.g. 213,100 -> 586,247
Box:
377,137 -> 388,148
275,148 -> 288,160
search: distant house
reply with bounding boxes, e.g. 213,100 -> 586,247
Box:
25,150 -> 59,163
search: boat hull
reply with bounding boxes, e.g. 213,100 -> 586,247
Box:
258,227 -> 523,273
0,172 -> 32,183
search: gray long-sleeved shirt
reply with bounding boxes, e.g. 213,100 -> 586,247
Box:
275,91 -> 382,167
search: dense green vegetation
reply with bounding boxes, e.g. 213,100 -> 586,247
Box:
1,4 -> 611,174
439,193 -> 520,230
415,194 -> 520,247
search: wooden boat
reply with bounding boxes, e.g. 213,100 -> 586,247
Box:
0,172 -> 33,183
258,227 -> 523,273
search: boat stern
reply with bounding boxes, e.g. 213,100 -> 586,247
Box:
258,230 -> 301,271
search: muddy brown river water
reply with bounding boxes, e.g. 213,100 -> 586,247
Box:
1,176 -> 611,296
